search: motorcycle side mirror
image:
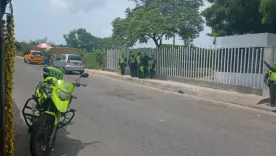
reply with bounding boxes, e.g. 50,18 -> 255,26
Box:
80,73 -> 89,78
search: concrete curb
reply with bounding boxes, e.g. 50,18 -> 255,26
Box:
86,69 -> 272,111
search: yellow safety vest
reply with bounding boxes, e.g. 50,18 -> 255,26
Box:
136,55 -> 141,63
269,70 -> 276,81
119,56 -> 126,63
140,66 -> 144,72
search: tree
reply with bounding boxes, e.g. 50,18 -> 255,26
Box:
111,17 -> 135,48
35,37 -> 48,43
112,0 -> 204,47
100,37 -> 127,49
202,0 -> 276,36
63,28 -> 103,51
259,0 -> 276,24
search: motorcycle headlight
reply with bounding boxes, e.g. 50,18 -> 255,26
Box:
58,89 -> 71,101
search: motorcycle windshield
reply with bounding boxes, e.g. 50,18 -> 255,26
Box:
57,80 -> 74,94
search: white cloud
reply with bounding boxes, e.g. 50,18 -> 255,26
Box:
51,0 -> 107,13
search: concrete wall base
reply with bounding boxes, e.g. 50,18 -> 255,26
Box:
86,69 -> 270,110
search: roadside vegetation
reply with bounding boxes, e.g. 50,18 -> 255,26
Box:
15,0 -> 276,71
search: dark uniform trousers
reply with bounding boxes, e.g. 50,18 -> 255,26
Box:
269,81 -> 276,106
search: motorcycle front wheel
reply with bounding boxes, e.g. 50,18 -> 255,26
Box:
30,114 -> 55,156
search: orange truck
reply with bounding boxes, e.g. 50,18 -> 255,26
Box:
23,50 -> 44,64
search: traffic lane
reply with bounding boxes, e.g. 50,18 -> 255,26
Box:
68,75 -> 276,156
14,58 -> 276,156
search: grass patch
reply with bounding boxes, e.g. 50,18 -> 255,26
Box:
15,50 -> 24,56
84,52 -> 105,69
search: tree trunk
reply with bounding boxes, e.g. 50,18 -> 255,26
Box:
173,33 -> 175,45
152,37 -> 159,48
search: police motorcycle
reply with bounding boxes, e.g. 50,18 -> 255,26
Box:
22,66 -> 89,156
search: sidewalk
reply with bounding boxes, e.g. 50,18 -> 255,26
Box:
85,69 -> 275,112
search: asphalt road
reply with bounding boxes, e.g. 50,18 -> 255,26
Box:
13,57 -> 276,156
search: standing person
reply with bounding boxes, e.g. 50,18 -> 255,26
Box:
51,52 -> 57,66
148,54 -> 156,78
128,52 -> 136,77
136,53 -> 142,78
142,53 -> 149,78
264,61 -> 276,107
118,54 -> 127,75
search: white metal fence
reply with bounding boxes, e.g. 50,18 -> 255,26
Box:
106,46 -> 264,89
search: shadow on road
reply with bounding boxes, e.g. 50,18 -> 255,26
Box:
13,101 -> 91,156
53,128 -> 92,156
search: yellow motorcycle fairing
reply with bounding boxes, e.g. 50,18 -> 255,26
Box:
51,79 -> 75,113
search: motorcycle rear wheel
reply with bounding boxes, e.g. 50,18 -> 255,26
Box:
30,114 -> 55,156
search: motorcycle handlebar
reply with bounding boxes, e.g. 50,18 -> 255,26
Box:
72,83 -> 87,87
45,79 -> 87,87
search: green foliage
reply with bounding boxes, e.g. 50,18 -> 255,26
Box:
84,50 -> 106,69
95,50 -> 105,67
112,0 -> 203,47
63,28 -> 120,51
259,0 -> 276,24
15,50 -> 24,56
161,44 -> 189,49
63,28 -> 103,51
202,0 -> 276,36
77,49 -> 86,57
111,17 -> 134,48
15,41 -> 35,53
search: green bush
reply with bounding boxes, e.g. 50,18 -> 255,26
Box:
78,49 -> 86,58
95,50 -> 105,66
15,50 -> 24,56
84,50 -> 106,69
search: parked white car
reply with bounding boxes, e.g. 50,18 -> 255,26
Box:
53,54 -> 84,74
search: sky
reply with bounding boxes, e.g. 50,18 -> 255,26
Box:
13,0 -> 213,48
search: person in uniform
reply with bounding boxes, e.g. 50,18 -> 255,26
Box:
128,52 -> 136,77
264,61 -> 276,107
118,54 -> 127,75
51,52 -> 57,66
136,53 -> 142,78
142,53 -> 149,78
148,54 -> 156,78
